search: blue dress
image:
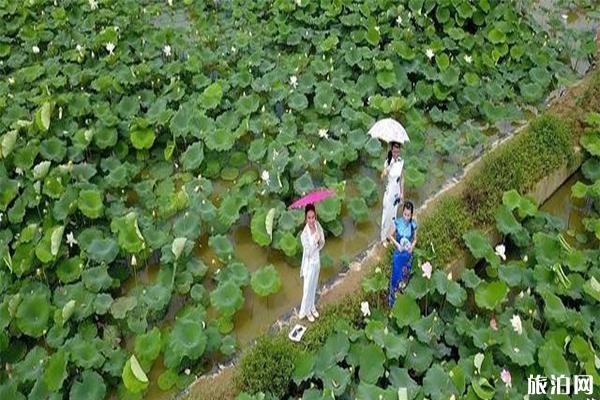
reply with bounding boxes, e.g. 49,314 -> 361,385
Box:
389,217 -> 417,306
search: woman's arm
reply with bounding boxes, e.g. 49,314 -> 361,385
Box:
409,230 -> 417,253
399,175 -> 404,201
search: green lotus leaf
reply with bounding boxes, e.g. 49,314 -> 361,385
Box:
498,262 -> 524,287
200,82 -> 223,110
538,340 -> 570,377
210,281 -> 244,318
436,53 -> 450,71
520,82 -> 543,103
35,102 -> 53,132
474,281 -> 508,310
583,217 -> 600,239
318,365 -> 351,396
495,205 -> 522,235
209,234 -> 234,262
111,212 -> 145,254
277,231 -> 299,257
220,167 -> 238,181
314,83 -> 336,114
0,383 -> 25,400
581,159 -> 600,183
129,354 -> 148,383
347,197 -> 369,222
173,212 -> 201,240
78,189 -> 104,219
43,349 -> 67,392
39,137 -> 66,162
362,271 -> 387,293
0,177 -> 18,211
532,232 -> 562,265
251,265 -> 282,297
171,237 -> 188,260
94,293 -> 113,315
110,296 -> 137,319
218,194 -> 246,227
16,292 -> 50,338
471,377 -> 495,400
424,364 -> 457,399
57,256 -> 83,283
355,383 -> 396,400
181,141 -> 204,171
580,131 -> 600,156
86,237 -> 119,264
376,70 -> 396,89
13,346 -> 47,385
288,92 -> 308,111
540,290 -> 567,324
294,172 -> 314,195
317,197 -> 341,223
0,130 -> 17,158
583,276 -> 600,302
122,357 -> 148,394
82,266 -> 113,293
61,299 -> 76,323
389,368 -> 419,400
236,94 -> 260,115
129,127 -> 156,150
392,294 -> 420,328
403,165 -> 426,188
67,334 -> 105,369
413,311 -> 444,343
488,28 -> 506,44
216,261 -> 250,287
158,369 -> 179,391
33,160 -> 51,180
143,284 -> 171,313
463,230 -> 498,266
366,24 -> 380,46
439,66 -> 460,87
293,352 -> 316,385
355,176 -> 377,204
356,342 -> 385,384
69,371 -> 106,400
35,231 -> 55,264
164,316 -> 207,369
446,280 -> 467,307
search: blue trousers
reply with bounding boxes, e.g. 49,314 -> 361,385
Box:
389,250 -> 412,307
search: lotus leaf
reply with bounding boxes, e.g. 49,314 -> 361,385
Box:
0,177 -> 18,211
319,365 -> 351,396
122,357 -> 148,394
362,271 -> 387,293
201,82 -> 223,110
347,198 -> 369,222
78,189 -> 104,219
392,294 -> 420,328
277,232 -> 299,257
82,266 -> 113,293
210,281 -> 244,318
251,265 -> 282,297
171,237 -> 187,260
111,296 -> 137,319
538,340 -> 570,377
209,234 -> 234,261
0,383 -> 25,400
43,349 -> 67,392
14,346 -> 47,385
158,369 -> 179,391
423,364 -> 457,399
582,158 -> 600,181
56,256 -> 83,283
40,137 -> 66,162
474,281 -> 508,310
164,316 -> 207,369
316,197 -> 341,223
220,334 -> 237,356
110,212 -> 146,253
16,292 -> 50,338
293,352 -> 316,385
173,212 -> 201,240
216,261 -> 250,287
181,141 -> 204,171
533,233 -> 562,265
389,368 -> 420,400
86,237 -> 119,264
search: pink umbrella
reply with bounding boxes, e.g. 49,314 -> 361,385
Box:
288,189 -> 336,209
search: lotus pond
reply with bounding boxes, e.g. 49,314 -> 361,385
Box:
237,113 -> 600,400
0,0 -> 598,399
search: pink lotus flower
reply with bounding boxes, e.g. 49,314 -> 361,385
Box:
501,369 -> 512,388
490,316 -> 498,331
421,261 -> 432,279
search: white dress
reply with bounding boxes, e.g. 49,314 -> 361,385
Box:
380,157 -> 404,242
299,221 -> 325,318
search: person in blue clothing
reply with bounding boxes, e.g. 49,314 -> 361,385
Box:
387,201 -> 417,307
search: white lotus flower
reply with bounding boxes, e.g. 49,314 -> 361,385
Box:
15,167 -> 23,176
464,54 -> 472,63
523,255 -> 528,262
396,15 -> 402,25
184,368 -> 191,375
289,75 -> 298,88
66,232 -> 78,248
447,272 -> 452,280
89,0 -> 98,10
231,46 -> 236,53
425,48 -> 434,59
561,14 -> 568,20
360,301 -> 370,317
318,128 -> 328,138
510,314 -> 523,335
261,170 -> 270,182
295,0 -> 301,5
8,77 -> 14,85
131,255 -> 137,266
495,244 -> 506,261
421,261 -> 432,279
168,0 -> 173,6
163,45 -> 171,57
32,46 -> 40,54
105,42 -> 115,55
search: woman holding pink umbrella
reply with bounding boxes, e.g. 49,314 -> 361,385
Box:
298,204 -> 324,322
289,189 -> 334,322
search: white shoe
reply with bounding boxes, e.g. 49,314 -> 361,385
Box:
307,314 -> 315,322
298,313 -> 306,320
312,310 -> 319,319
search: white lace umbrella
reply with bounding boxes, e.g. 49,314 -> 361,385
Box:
368,118 -> 410,143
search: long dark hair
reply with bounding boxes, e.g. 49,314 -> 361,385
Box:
403,201 -> 414,222
305,203 -> 316,221
386,141 -> 401,165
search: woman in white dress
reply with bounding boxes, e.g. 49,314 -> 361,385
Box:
299,203 -> 325,322
380,141 -> 404,243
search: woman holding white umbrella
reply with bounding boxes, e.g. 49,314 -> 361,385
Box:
380,142 -> 404,243
368,118 -> 409,243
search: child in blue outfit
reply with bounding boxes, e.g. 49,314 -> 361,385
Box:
387,201 -> 417,307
